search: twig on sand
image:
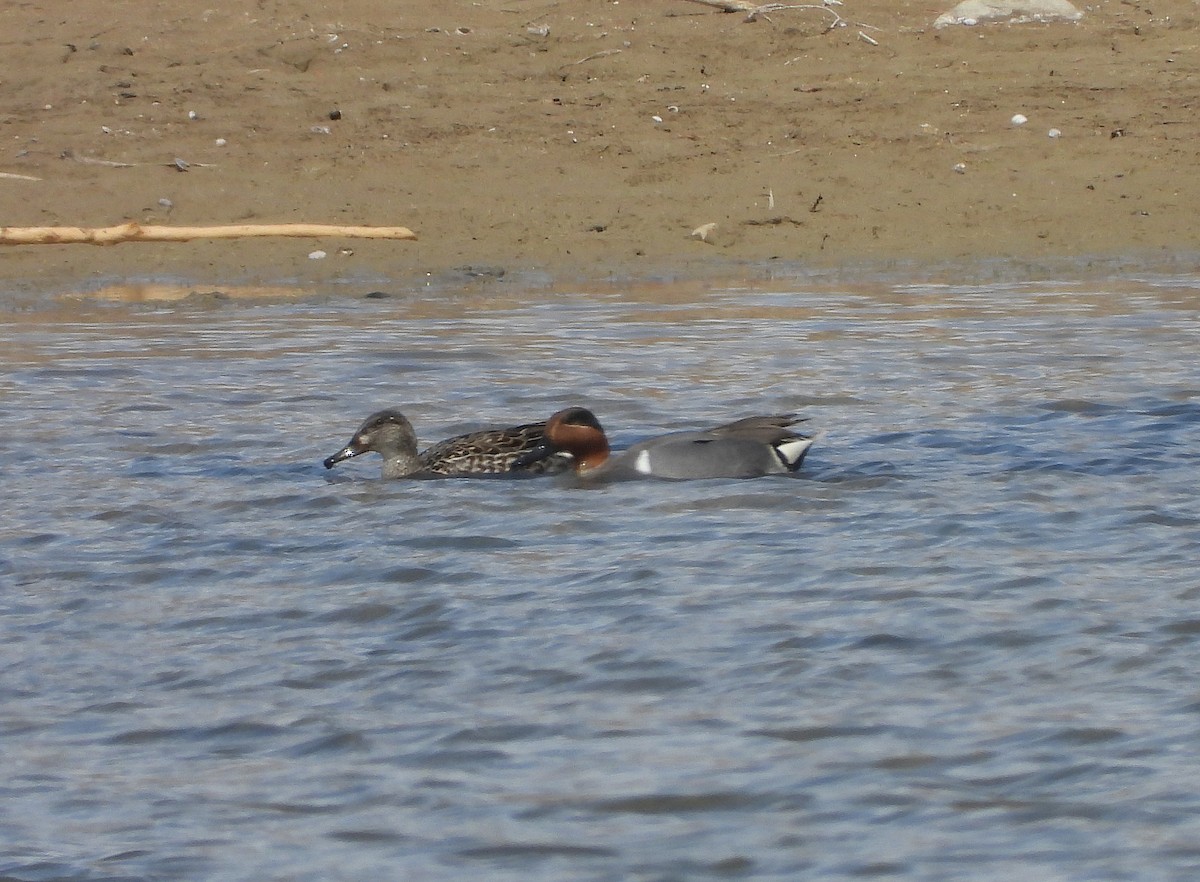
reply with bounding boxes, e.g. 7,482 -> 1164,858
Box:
0,171 -> 42,181
563,48 -> 623,68
59,150 -> 216,171
0,222 -> 418,246
61,149 -> 134,168
683,0 -> 760,10
682,0 -> 853,31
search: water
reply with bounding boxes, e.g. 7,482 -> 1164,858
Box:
2,276 -> 1200,882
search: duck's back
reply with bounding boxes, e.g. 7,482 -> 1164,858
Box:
419,422 -> 567,476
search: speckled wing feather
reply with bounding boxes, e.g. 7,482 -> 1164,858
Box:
418,422 -> 571,476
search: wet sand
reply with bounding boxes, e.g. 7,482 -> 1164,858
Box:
1,0 -> 1198,296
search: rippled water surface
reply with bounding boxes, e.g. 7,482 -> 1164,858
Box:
3,276 -> 1200,882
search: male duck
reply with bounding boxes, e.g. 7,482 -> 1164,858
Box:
323,408 -> 570,478
514,406 -> 818,480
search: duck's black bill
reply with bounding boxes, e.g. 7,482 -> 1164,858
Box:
323,445 -> 360,469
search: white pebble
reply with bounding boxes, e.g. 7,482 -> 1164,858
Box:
188,110 -> 199,121
651,115 -> 663,124
308,250 -> 327,260
1048,128 -> 1062,138
214,138 -> 227,147
1011,114 -> 1028,126
953,162 -> 967,174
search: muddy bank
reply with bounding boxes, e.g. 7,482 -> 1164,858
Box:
1,0 -> 1197,295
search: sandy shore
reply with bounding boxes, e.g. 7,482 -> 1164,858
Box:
1,0 -> 1198,296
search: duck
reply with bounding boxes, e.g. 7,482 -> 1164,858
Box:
513,406 -> 818,480
323,408 -> 571,478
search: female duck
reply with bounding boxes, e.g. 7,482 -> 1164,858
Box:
515,407 -> 818,480
323,408 -> 569,478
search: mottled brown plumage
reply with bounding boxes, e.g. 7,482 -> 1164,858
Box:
323,409 -> 571,479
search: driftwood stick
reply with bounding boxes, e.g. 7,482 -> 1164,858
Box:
0,222 -> 417,246
684,0 -> 759,10
683,0 -> 852,28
